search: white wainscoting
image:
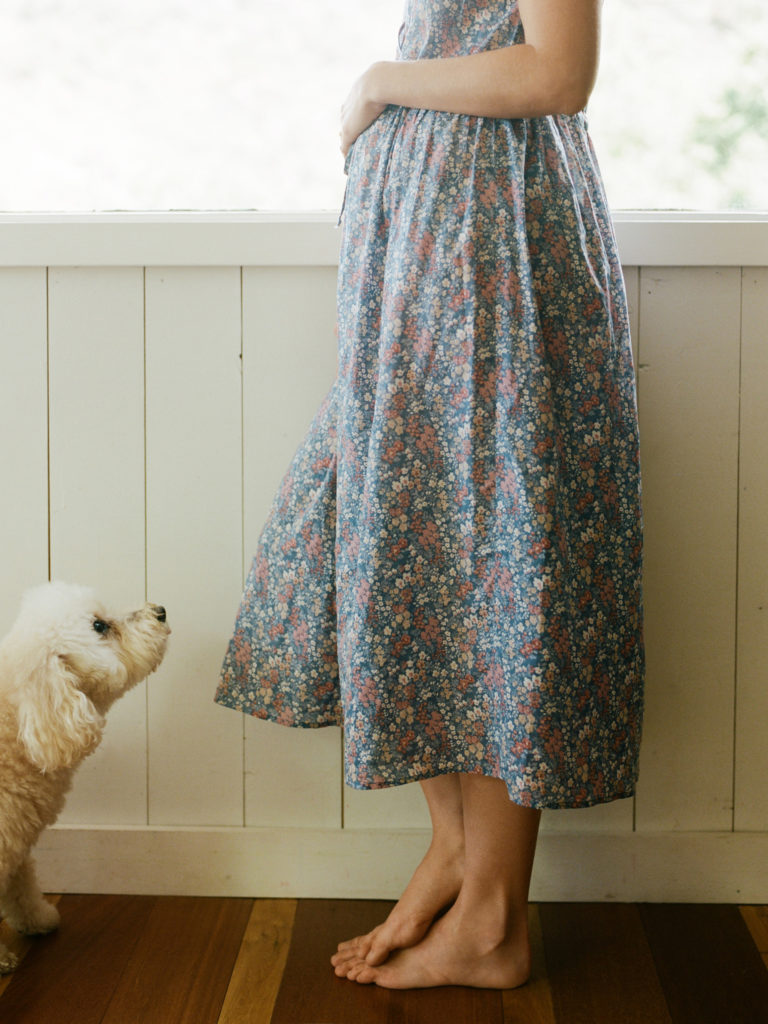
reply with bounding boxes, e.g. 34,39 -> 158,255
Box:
1,214 -> 767,901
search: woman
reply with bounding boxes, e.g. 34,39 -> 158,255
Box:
216,0 -> 644,991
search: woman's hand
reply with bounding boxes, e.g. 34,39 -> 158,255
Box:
340,64 -> 387,156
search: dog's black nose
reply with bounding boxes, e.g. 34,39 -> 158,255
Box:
154,606 -> 167,622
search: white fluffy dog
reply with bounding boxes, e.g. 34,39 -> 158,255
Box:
0,582 -> 169,973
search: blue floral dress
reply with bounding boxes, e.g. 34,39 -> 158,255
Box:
215,0 -> 644,809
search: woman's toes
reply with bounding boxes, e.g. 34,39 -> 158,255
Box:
364,938 -> 391,966
332,933 -> 369,965
346,959 -> 376,984
334,950 -> 367,977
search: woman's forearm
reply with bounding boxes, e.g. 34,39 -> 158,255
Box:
365,39 -> 593,122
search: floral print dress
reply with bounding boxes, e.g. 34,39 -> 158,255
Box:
215,0 -> 645,809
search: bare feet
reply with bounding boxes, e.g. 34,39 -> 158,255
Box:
331,838 -> 464,972
338,899 -> 532,990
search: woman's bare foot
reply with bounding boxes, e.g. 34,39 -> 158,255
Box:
331,837 -> 464,972
339,898 -> 532,990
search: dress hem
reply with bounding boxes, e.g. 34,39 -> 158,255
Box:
214,692 -> 639,812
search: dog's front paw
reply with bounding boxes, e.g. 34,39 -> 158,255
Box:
0,947 -> 20,975
15,899 -> 60,937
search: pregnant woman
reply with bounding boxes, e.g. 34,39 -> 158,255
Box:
216,0 -> 644,990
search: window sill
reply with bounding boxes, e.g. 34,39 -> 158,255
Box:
0,211 -> 766,267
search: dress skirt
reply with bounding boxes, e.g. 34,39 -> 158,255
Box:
215,0 -> 644,810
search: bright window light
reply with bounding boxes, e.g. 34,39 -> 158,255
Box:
1,0 -> 765,212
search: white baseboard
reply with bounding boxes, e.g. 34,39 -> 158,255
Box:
34,826 -> 768,903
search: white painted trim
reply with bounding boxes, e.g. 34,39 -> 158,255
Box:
0,212 -> 766,267
614,212 -> 768,268
35,826 -> 768,903
0,213 -> 342,268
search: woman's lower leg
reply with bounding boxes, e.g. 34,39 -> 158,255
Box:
332,773 -> 465,972
342,774 -> 542,989
450,774 -> 540,959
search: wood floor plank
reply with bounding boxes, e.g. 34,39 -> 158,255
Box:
640,904 -> 768,1024
503,905 -> 556,1024
217,898 -> 297,1024
385,982 -> 503,1024
741,906 -> 768,960
270,898 -> 505,1024
100,896 -> 253,1024
0,895 -> 62,999
270,899 -> 393,1024
539,903 -> 672,1024
0,894 -> 155,1024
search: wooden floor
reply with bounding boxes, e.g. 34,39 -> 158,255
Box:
1,897 -> 767,1023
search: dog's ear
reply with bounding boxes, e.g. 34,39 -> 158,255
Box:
14,651 -> 105,773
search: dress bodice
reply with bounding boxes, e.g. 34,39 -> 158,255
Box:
397,0 -> 523,61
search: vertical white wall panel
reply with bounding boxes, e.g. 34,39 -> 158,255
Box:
735,267 -> 768,832
241,266 -> 339,534
244,720 -> 342,828
345,780 -> 430,829
543,798 -> 635,835
624,265 -> 640,372
635,268 -> 740,832
0,268 -> 48,634
241,266 -> 342,829
47,267 -> 148,825
145,267 -> 244,826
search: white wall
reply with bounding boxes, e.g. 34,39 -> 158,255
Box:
1,215 -> 767,901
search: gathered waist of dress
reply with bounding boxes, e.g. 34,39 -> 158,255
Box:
356,101 -> 587,147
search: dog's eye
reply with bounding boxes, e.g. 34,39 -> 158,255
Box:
93,619 -> 110,635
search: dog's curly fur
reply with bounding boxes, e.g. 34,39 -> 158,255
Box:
0,582 -> 169,973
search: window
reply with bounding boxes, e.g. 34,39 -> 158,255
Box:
589,0 -> 768,210
1,0 -> 765,212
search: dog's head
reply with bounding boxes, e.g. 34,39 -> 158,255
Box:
2,582 -> 170,773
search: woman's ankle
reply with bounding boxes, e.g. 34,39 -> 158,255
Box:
451,888 -> 530,947
428,828 -> 465,863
